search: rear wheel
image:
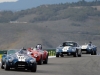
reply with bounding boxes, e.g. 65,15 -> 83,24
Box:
43,55 -> 48,64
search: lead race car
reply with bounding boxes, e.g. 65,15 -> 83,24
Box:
81,42 -> 97,55
1,49 -> 37,72
56,41 -> 82,57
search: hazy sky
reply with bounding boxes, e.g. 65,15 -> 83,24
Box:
0,0 -> 94,11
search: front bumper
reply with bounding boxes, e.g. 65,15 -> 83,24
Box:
7,61 -> 36,69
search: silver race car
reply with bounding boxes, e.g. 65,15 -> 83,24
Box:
81,42 -> 97,55
56,41 -> 82,57
1,49 -> 37,72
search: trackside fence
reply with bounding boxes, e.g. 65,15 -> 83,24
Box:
46,48 -> 56,56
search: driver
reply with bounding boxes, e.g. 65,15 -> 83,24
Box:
88,41 -> 92,46
36,44 -> 42,50
20,47 -> 32,54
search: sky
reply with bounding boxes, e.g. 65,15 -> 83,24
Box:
0,0 -> 94,11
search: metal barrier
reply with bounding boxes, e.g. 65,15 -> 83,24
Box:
45,48 -> 56,56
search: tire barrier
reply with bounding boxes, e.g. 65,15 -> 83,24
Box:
47,50 -> 56,56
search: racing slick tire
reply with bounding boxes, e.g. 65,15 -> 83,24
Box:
1,62 -> 4,69
94,51 -> 97,55
91,50 -> 94,55
38,57 -> 43,65
56,54 -> 59,57
31,63 -> 37,72
60,54 -> 64,57
73,51 -> 78,57
4,62 -> 10,70
78,51 -> 82,57
43,55 -> 48,64
78,54 -> 82,57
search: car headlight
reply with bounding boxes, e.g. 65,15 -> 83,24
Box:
72,49 -> 75,52
89,47 -> 92,49
56,49 -> 59,52
68,47 -> 71,50
30,59 -> 35,63
8,57 -> 14,62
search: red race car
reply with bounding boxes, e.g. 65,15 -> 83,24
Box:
28,45 -> 48,65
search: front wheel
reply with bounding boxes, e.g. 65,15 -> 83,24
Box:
73,52 -> 78,57
38,57 -> 43,65
1,62 -> 4,69
4,62 -> 10,70
91,50 -> 94,55
56,54 -> 59,57
31,63 -> 37,72
94,51 -> 97,55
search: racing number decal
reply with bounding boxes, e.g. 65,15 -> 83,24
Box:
17,55 -> 25,61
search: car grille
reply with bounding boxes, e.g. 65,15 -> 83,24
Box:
15,62 -> 28,67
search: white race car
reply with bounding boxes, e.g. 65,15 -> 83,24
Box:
81,43 -> 97,55
56,41 -> 82,57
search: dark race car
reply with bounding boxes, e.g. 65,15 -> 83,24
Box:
1,49 -> 37,72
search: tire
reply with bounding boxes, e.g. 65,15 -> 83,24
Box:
78,51 -> 82,57
38,57 -> 43,65
56,54 -> 59,57
1,62 -> 4,69
94,51 -> 97,55
31,63 -> 37,72
4,62 -> 10,70
78,54 -> 81,57
60,54 -> 64,57
73,52 -> 78,57
43,55 -> 48,64
91,50 -> 94,55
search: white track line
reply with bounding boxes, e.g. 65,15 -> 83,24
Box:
48,56 -> 56,58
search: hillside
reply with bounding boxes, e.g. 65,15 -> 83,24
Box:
0,1 -> 100,51
0,18 -> 100,50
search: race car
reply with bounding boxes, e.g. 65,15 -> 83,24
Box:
1,49 -> 37,72
81,43 -> 97,55
56,41 -> 82,57
27,47 -> 48,65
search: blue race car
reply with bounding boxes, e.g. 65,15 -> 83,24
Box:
56,41 -> 82,57
1,49 -> 37,72
81,43 -> 97,55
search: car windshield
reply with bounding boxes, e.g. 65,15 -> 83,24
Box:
62,42 -> 76,47
7,49 -> 20,55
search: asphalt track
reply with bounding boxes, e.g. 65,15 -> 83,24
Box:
0,55 -> 100,75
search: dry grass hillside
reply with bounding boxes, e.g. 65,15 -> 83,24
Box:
0,17 -> 100,52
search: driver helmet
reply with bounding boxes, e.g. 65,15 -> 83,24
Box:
36,44 -> 42,50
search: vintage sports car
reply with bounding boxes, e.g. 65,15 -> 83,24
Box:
1,49 -> 37,72
27,48 -> 48,65
81,43 -> 97,55
56,41 -> 82,57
